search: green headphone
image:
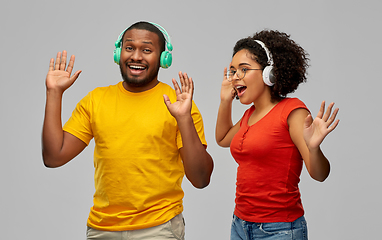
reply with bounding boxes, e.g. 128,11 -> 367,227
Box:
113,22 -> 173,69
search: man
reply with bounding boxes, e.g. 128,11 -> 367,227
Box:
42,21 -> 213,239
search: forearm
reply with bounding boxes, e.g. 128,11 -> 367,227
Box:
177,116 -> 213,189
42,90 -> 66,167
215,100 -> 234,147
306,147 -> 330,182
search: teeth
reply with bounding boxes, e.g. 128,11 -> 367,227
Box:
129,65 -> 145,70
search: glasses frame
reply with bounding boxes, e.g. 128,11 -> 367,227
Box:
227,67 -> 263,82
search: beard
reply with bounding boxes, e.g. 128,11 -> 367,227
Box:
120,62 -> 160,88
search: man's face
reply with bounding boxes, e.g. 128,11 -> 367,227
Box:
119,28 -> 161,92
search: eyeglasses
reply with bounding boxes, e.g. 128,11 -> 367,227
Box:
227,67 -> 262,82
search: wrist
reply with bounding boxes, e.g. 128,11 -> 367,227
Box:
220,97 -> 234,105
46,88 -> 64,98
175,114 -> 193,127
308,145 -> 321,154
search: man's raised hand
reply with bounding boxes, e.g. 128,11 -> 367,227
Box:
164,71 -> 194,120
46,51 -> 81,93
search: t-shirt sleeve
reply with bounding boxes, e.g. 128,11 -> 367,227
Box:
281,98 -> 310,126
63,92 -> 94,145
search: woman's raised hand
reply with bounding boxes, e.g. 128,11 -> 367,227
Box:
304,101 -> 340,150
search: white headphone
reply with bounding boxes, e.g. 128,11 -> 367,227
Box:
254,40 -> 275,86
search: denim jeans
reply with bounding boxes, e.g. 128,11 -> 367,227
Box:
231,214 -> 308,240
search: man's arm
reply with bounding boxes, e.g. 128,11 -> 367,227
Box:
42,51 -> 86,168
163,72 -> 213,189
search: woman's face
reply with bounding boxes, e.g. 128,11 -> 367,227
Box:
230,49 -> 267,104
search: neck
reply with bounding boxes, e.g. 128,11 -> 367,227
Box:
122,79 -> 159,93
252,87 -> 276,111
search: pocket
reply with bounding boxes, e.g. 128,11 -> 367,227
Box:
257,222 -> 292,236
292,216 -> 308,240
169,214 -> 185,240
86,226 -> 103,239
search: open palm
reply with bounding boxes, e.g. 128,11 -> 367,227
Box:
46,51 -> 81,93
304,101 -> 340,149
164,72 -> 193,120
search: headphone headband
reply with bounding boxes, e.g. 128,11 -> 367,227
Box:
254,40 -> 273,66
253,39 -> 275,86
148,22 -> 173,51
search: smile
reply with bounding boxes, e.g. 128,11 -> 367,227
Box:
128,64 -> 147,70
127,63 -> 147,75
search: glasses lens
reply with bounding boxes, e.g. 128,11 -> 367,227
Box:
227,70 -> 234,81
236,68 -> 245,79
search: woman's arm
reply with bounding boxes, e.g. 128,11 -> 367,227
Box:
289,101 -> 339,182
215,67 -> 241,147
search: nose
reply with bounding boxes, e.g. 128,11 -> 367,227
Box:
228,74 -> 240,82
130,50 -> 143,61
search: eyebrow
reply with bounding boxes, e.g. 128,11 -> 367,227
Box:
124,39 -> 154,46
230,63 -> 251,69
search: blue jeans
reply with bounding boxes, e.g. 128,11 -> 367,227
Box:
231,214 -> 308,240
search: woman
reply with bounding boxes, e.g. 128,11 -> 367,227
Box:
216,30 -> 339,240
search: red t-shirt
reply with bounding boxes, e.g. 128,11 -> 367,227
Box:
230,98 -> 309,223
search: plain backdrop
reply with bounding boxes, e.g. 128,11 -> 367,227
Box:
1,1 -> 381,239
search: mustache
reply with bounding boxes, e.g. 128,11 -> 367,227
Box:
126,61 -> 148,67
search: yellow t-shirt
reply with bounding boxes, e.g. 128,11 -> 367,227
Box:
63,81 -> 207,231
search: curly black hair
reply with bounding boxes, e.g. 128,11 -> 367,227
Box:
233,30 -> 309,102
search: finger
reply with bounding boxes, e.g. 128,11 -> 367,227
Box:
178,71 -> 186,93
328,119 -> 340,132
304,114 -> 313,128
322,102 -> 335,122
60,50 -> 67,70
163,94 -> 172,108
327,107 -> 339,126
66,55 -> 76,76
49,58 -> 54,71
55,52 -> 61,70
232,88 -> 238,99
189,76 -> 194,98
70,70 -> 82,83
172,78 -> 181,95
316,101 -> 325,119
182,72 -> 191,93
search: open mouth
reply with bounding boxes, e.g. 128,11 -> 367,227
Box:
236,85 -> 247,97
128,64 -> 147,74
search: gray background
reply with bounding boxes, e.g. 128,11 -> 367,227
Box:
1,1 -> 381,239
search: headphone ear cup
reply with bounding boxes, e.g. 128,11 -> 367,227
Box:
160,51 -> 172,69
262,66 -> 275,86
114,47 -> 121,65
114,39 -> 122,65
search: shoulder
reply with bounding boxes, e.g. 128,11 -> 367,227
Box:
158,81 -> 176,93
85,83 -> 120,99
284,97 -> 307,108
277,98 -> 309,126
92,82 -> 120,94
77,83 -> 119,108
281,98 -> 309,115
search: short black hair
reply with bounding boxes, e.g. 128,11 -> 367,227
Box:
233,30 -> 309,102
121,21 -> 166,53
